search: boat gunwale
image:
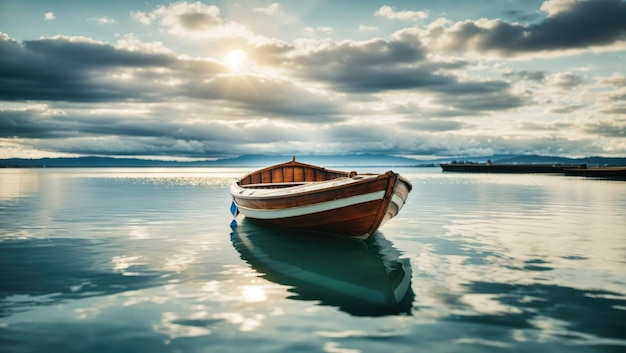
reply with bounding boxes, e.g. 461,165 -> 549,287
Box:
230,172 -> 396,201
235,159 -> 351,185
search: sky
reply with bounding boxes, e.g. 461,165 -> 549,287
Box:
0,0 -> 625,160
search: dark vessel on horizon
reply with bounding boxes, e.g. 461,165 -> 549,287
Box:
440,161 -> 626,180
563,166 -> 626,180
439,160 -> 585,174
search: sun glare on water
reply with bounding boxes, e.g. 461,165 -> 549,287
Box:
224,50 -> 247,72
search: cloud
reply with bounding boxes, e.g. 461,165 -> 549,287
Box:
599,73 -> 626,87
539,0 -> 579,17
0,34 -> 178,102
548,104 -> 586,114
0,103 -> 335,158
431,82 -> 528,114
88,16 -> 117,25
131,2 -> 219,27
608,93 -> 626,102
268,35 -> 526,114
131,2 -> 252,39
403,119 -> 470,132
520,121 -> 575,131
584,119 -> 626,137
308,123 -> 605,158
359,25 -> 378,32
0,106 -> 64,138
600,105 -> 626,115
187,75 -> 341,121
375,5 -> 428,21
448,134 -> 603,157
304,26 -> 334,36
506,70 -> 547,82
547,72 -> 585,89
44,12 -> 55,21
0,32 -> 342,123
254,3 -> 283,16
425,0 -> 626,57
0,100 -> 614,159
285,38 -> 434,92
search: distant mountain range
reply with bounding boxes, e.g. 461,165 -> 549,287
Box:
1,154 -> 625,168
0,154 -> 422,168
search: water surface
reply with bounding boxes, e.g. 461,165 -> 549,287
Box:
1,168 -> 624,352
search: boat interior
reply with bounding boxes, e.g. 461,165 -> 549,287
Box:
238,158 -> 351,189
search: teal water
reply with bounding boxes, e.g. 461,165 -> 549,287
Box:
1,167 -> 625,352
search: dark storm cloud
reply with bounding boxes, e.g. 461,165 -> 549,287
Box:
298,38 -> 426,66
469,91 -> 528,113
33,136 -> 225,158
600,106 -> 626,115
0,33 -> 340,121
282,37 -> 455,93
269,34 -> 526,114
403,119 -> 469,132
431,82 -> 528,115
314,65 -> 455,93
178,12 -> 220,30
548,105 -> 586,114
0,105 -> 308,158
528,0 -> 626,50
29,120 -> 309,158
0,109 -> 61,138
584,120 -> 626,137
549,72 -> 584,89
0,34 -> 177,102
608,93 -> 626,102
432,0 -> 626,55
431,80 -> 509,95
23,38 -> 173,68
0,108 -> 170,140
0,106 -> 292,143
520,121 -> 575,131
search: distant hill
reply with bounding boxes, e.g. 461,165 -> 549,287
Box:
0,154 -> 424,168
1,154 -> 624,168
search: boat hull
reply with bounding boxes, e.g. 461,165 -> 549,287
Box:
229,159 -> 411,239
563,167 -> 626,180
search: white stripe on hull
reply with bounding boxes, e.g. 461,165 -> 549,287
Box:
391,193 -> 405,210
236,190 -> 386,220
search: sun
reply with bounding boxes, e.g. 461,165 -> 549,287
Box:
224,50 -> 247,72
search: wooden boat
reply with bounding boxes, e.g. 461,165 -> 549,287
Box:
229,157 -> 412,239
231,219 -> 414,316
440,162 -> 586,174
563,166 -> 626,180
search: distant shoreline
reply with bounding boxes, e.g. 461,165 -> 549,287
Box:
0,164 -> 439,169
0,154 -> 624,169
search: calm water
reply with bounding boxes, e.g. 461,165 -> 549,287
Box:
1,167 -> 625,353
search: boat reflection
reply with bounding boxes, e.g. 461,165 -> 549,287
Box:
230,219 -> 414,317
